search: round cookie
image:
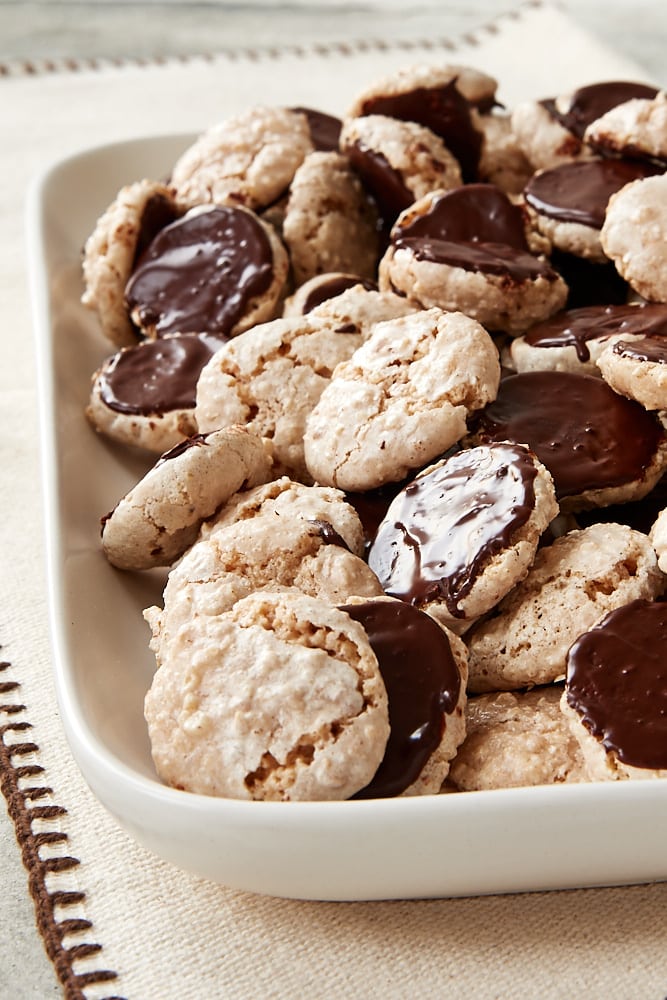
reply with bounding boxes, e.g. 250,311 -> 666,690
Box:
510,302 -> 667,375
340,597 -> 468,797
348,63 -> 497,181
195,315 -> 365,483
100,425 -> 272,571
601,173 -> 667,302
86,333 -> 226,454
379,186 -> 568,335
145,511 -> 384,653
649,506 -> 667,572
584,91 -> 667,166
282,272 -> 377,317
468,369 -> 667,511
282,151 -> 380,286
523,158 -> 656,262
446,685 -> 586,792
596,331 -> 667,410
170,106 -> 314,211
511,80 -> 658,172
124,204 -> 289,339
339,114 -> 462,226
201,475 -> 368,558
473,109 -> 533,195
367,442 -> 558,632
81,179 -> 182,347
303,308 -> 501,492
562,599 -> 667,780
144,590 -> 390,801
465,522 -> 664,693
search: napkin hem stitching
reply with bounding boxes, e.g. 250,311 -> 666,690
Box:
0,0 -> 548,79
0,655 -> 124,1000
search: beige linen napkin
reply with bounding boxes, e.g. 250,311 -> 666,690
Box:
1,3 -> 667,998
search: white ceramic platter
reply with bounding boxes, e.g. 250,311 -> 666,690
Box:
27,134 -> 667,901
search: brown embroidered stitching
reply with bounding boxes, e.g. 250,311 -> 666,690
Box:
0,0 -> 546,79
0,657 -> 124,1000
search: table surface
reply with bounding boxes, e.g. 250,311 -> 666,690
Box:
1,2 -> 665,997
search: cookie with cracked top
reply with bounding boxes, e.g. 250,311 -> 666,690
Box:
144,590 -> 390,801
100,425 -> 272,570
303,308 -> 500,492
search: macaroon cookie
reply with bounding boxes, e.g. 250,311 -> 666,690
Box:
379,184 -> 567,335
562,598 -> 667,780
468,369 -> 667,511
367,442 -> 558,631
124,204 -> 289,339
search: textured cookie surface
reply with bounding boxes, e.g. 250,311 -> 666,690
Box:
367,443 -> 558,631
466,522 -> 664,692
596,332 -> 667,411
304,308 -> 500,491
649,507 -> 667,572
379,186 -> 567,335
201,476 -> 367,557
474,109 -> 533,194
282,151 -> 379,285
170,106 -> 314,210
101,426 -> 272,570
584,91 -> 667,163
146,512 -> 384,655
348,63 -> 496,181
81,179 -> 181,347
195,315 -> 364,482
144,590 -> 390,800
601,174 -> 667,302
447,685 -> 586,791
339,114 -> 462,225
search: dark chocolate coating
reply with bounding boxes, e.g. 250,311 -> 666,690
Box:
98,333 -> 224,415
566,599 -> 667,770
133,192 -> 182,268
359,80 -> 482,182
471,371 -> 664,499
524,159 -> 654,229
396,237 -> 557,282
613,336 -> 667,364
524,303 -> 667,363
125,206 -> 275,337
393,184 -> 529,250
291,106 -> 342,152
367,444 -> 537,618
543,81 -> 659,139
345,141 -> 414,226
392,184 -> 558,281
340,599 -> 461,798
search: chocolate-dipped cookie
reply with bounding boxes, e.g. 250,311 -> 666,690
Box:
468,369 -> 667,511
379,184 -> 567,335
86,333 -> 226,453
367,442 -> 558,632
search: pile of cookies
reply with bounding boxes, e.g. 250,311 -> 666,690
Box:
81,64 -> 667,801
